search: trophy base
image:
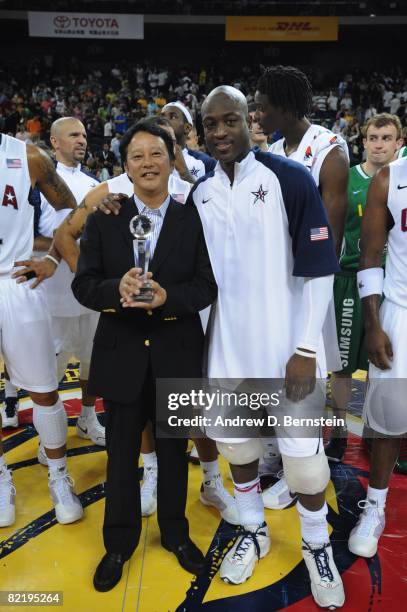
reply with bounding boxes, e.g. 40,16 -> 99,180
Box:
133,285 -> 154,303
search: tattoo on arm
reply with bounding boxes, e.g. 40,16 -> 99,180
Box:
37,154 -> 76,210
65,197 -> 89,239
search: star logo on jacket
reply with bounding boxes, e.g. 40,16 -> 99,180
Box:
251,184 -> 268,205
190,166 -> 199,177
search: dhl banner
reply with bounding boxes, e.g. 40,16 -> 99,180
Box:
225,16 -> 338,42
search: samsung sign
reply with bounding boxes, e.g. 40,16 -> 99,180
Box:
28,11 -> 144,39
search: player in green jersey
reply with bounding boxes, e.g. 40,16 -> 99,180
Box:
328,114 -> 403,462
397,144 -> 407,158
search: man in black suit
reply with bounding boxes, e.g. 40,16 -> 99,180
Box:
96,142 -> 117,175
72,121 -> 217,592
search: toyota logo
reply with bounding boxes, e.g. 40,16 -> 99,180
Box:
54,15 -> 71,28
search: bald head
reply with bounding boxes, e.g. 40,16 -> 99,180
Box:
201,86 -> 248,119
50,116 -> 84,138
201,85 -> 251,171
50,117 -> 87,166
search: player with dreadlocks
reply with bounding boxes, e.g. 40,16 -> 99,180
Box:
255,66 -> 350,506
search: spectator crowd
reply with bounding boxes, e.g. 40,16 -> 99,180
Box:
1,59 -> 407,178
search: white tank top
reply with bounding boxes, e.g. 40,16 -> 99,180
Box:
107,172 -> 191,204
269,124 -> 349,187
384,157 -> 407,309
0,135 -> 32,274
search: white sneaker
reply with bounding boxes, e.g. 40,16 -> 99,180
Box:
0,397 -> 19,428
200,474 -> 239,525
76,415 -> 105,446
49,468 -> 83,524
220,522 -> 270,584
302,539 -> 345,609
262,471 -> 297,510
348,499 -> 385,558
141,466 -> 157,516
37,444 -> 48,467
0,465 -> 16,527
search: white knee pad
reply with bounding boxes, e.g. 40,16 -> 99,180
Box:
282,452 -> 330,495
216,438 -> 264,465
79,360 -> 90,380
33,400 -> 67,449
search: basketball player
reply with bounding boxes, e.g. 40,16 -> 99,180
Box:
192,86 -> 345,609
255,65 -> 349,507
31,118 -> 105,458
52,119 -> 238,525
0,134 -> 83,527
162,101 -> 216,180
348,154 -> 407,557
329,114 -> 403,462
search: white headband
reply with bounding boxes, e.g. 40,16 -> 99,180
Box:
163,101 -> 193,126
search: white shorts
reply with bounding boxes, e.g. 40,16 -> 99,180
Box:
205,379 -> 325,458
0,278 -> 57,393
52,312 -> 99,381
363,299 -> 407,436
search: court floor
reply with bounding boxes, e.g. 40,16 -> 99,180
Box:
0,368 -> 406,612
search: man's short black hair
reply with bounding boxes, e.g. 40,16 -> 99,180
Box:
140,115 -> 172,130
119,119 -> 175,164
257,65 -> 313,119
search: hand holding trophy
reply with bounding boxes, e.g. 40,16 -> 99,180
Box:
129,214 -> 154,302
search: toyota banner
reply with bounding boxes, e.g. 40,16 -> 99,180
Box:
28,11 -> 144,39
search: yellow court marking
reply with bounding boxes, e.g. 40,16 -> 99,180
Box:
0,369 -> 366,611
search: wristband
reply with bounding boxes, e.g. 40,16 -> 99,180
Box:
295,348 -> 317,359
357,267 -> 384,298
44,254 -> 60,267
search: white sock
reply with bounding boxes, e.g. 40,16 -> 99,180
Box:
297,501 -> 329,546
141,451 -> 157,470
200,459 -> 220,485
367,485 -> 388,508
234,476 -> 264,527
5,380 -> 17,398
80,404 -> 96,420
0,455 -> 6,469
48,455 -> 67,477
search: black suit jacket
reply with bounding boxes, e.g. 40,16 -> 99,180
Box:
72,196 -> 217,403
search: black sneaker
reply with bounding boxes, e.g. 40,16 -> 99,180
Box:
325,428 -> 348,463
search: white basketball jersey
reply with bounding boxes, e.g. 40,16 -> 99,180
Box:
384,157 -> 407,309
40,162 -> 98,317
107,171 -> 191,204
0,135 -> 33,274
269,124 -> 349,187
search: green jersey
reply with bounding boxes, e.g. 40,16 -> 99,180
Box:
339,164 -> 372,271
397,145 -> 407,158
